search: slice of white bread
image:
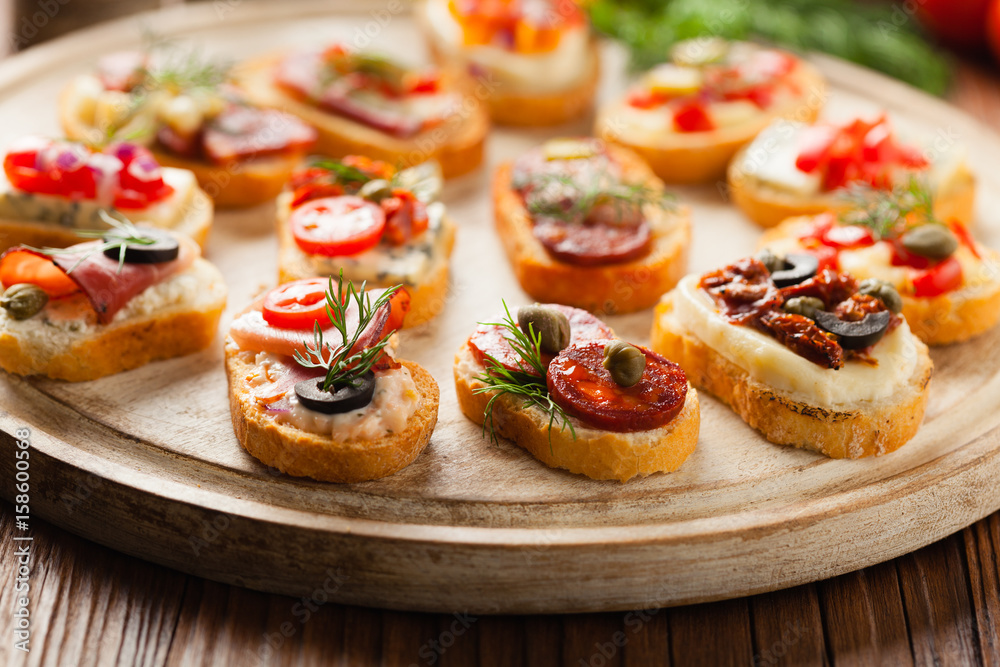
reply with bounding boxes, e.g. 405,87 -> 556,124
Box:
727,143 -> 978,228
232,53 -> 488,180
58,80 -> 305,208
275,196 -> 457,328
494,144 -> 691,315
595,57 -> 826,184
759,216 -> 1000,345
0,187 -> 214,255
0,259 -> 226,382
453,342 -> 700,482
650,289 -> 933,459
226,352 -> 439,483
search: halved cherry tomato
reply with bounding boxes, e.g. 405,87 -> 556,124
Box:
673,101 -> 714,133
261,278 -> 336,330
0,250 -> 80,298
820,224 -> 876,250
382,287 -> 411,332
912,257 -> 963,298
290,196 -> 386,257
807,245 -> 840,274
627,89 -> 667,109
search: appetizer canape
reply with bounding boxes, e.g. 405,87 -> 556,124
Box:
226,276 -> 439,483
651,253 -> 933,458
494,137 -> 690,315
455,302 -> 699,481
758,180 -> 1000,345
233,43 -> 488,179
59,49 -> 317,207
728,114 -> 976,228
277,156 -> 455,327
415,0 -> 599,126
0,219 -> 226,381
595,38 -> 825,184
0,136 -> 212,254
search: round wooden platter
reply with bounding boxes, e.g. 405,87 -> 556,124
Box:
2,0 -> 1000,615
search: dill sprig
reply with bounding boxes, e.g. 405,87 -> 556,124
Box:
525,170 -> 675,224
473,302 -> 576,447
837,176 -> 939,240
141,30 -> 231,94
29,211 -> 157,274
293,272 -> 400,392
310,159 -> 374,186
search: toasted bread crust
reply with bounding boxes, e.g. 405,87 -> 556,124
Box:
728,144 -> 978,228
0,188 -> 214,255
0,261 -> 225,382
226,353 -> 439,483
232,53 -> 488,180
453,343 -> 699,481
759,216 -> 1000,345
493,144 -> 690,315
595,61 -> 826,185
650,291 -> 933,459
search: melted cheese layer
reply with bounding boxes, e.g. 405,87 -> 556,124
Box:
670,275 -> 919,408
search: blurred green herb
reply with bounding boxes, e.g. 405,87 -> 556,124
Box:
588,0 -> 951,95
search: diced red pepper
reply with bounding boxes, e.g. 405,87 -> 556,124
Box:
912,256 -> 963,297
673,101 -> 714,133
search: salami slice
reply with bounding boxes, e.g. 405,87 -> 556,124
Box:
547,341 -> 688,432
532,217 -> 653,266
468,304 -> 614,375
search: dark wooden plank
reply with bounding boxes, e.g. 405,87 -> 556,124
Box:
478,615 -> 525,667
563,613 -> 625,667
523,615 -> 561,667
963,515 -> 1000,665
340,606 -> 382,666
380,610 -> 437,667
863,562 -> 914,665
432,612 -> 479,667
749,585 -> 827,666
621,608 -> 669,667
818,568 -> 894,667
667,598 -> 753,667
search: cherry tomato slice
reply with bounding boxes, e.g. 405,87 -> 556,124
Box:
261,278 -> 336,330
912,257 -> 963,298
383,287 -> 411,332
820,224 -> 876,250
0,250 -> 80,298
290,196 -> 386,257
673,101 -> 714,133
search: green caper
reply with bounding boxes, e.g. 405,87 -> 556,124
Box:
857,278 -> 903,313
603,340 -> 646,387
901,224 -> 958,260
0,283 -> 48,320
517,304 -> 570,354
358,178 -> 393,202
754,248 -> 783,274
782,296 -> 825,320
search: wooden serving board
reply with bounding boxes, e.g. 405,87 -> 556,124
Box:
2,0 -> 1000,615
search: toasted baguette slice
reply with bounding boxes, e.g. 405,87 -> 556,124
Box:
232,54 -> 488,180
595,61 -> 825,184
650,289 -> 933,459
0,259 -> 226,382
276,196 -> 457,328
494,144 -> 690,315
759,216 -> 1000,345
727,143 -> 978,228
454,343 -> 699,482
226,353 -> 439,483
58,81 -> 304,208
0,187 -> 214,256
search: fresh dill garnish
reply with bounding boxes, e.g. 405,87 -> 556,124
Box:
473,302 -> 576,447
837,176 -> 939,240
309,159 -> 374,186
524,170 -> 676,224
293,272 -> 400,392
28,211 -> 157,274
140,29 -> 231,94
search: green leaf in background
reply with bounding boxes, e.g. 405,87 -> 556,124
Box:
588,0 -> 952,95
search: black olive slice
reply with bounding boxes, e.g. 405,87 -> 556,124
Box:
814,310 -> 891,350
294,372 -> 377,415
102,227 -> 180,265
770,253 -> 819,288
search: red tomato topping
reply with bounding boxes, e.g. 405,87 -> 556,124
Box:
381,190 -> 430,246
889,237 -> 932,270
0,249 -> 81,298
912,257 -> 963,298
673,101 -> 714,133
262,278 -> 336,330
807,244 -> 840,273
381,287 -> 411,332
627,89 -> 668,109
290,196 -> 386,257
547,341 -> 688,432
820,224 -> 876,250
950,219 -> 981,259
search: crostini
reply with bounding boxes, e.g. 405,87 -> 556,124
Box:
494,137 -> 690,315
59,49 -> 317,207
595,38 -> 825,184
455,302 -> 699,481
276,156 -> 455,327
758,181 -> 1000,345
415,0 -> 599,126
728,113 -> 976,228
0,221 -> 226,382
651,253 -> 933,458
225,276 -> 439,483
233,43 -> 487,179
0,136 -> 212,254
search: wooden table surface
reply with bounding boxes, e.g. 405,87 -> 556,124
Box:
3,7 -> 1000,665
